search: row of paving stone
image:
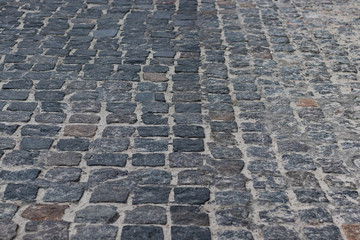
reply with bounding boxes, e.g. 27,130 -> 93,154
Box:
1,0 -> 360,239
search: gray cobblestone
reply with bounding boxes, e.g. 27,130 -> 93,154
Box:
0,0 -> 359,238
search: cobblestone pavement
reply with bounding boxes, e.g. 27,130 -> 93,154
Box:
0,0 -> 360,239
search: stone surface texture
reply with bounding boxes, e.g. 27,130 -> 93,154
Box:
0,0 -> 359,239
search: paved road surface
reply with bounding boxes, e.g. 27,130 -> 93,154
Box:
0,0 -> 360,239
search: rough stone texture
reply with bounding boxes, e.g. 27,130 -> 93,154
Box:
72,225 -> 118,240
121,226 -> 164,240
21,204 -> 68,221
342,224 -> 360,240
24,221 -> 69,240
74,205 -> 119,224
64,125 -> 97,137
0,0 -> 359,238
124,205 -> 167,225
0,221 -> 17,240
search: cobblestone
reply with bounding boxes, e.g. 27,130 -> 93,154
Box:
0,0 -> 360,239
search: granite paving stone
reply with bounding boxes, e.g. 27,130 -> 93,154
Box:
0,0 -> 359,238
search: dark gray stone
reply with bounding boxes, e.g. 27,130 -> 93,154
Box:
173,139 -> 204,152
0,221 -> 17,240
259,205 -> 296,223
294,189 -> 328,203
21,125 -> 61,136
121,226 -> 164,240
57,139 -> 90,151
45,167 -> 81,182
0,138 -> 16,150
88,168 -> 127,185
299,208 -> 333,224
258,191 -> 289,203
130,169 -> 171,185
138,126 -> 169,137
90,184 -> 129,203
102,126 -> 135,137
174,187 -> 210,205
171,206 -> 209,226
303,226 -> 342,240
282,154 -> 316,171
132,153 -> 165,166
218,230 -> 253,240
24,221 -> 69,240
4,184 -> 38,202
133,186 -> 171,204
0,204 -> 18,220
75,205 -> 119,223
262,226 -> 300,240
73,225 -> 118,240
0,169 -> 40,181
169,153 -> 203,168
215,207 -> 249,226
171,226 -> 211,240
86,153 -> 127,167
134,138 -> 168,152
43,184 -> 85,202
215,191 -> 251,205
174,125 -> 205,138
124,205 -> 167,225
20,137 -> 53,150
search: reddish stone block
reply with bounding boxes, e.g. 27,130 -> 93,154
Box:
342,224 -> 360,240
21,204 -> 68,221
296,99 -> 319,108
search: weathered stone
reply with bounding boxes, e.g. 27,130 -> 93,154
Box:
21,204 -> 68,221
0,221 -> 17,240
57,139 -> 90,151
43,184 -> 85,202
64,125 -> 97,137
171,206 -> 209,226
121,226 -> 163,240
86,153 -> 127,167
88,168 -> 127,185
174,187 -> 210,205
73,225 -> 118,240
215,207 -> 249,226
90,184 -> 129,203
297,98 -> 319,107
169,152 -> 203,168
44,152 -> 82,166
259,205 -> 296,223
303,225 -> 342,240
342,224 -> 360,240
298,208 -> 333,224
45,167 -> 82,182
132,153 -> 165,166
3,150 -> 39,166
4,184 -> 38,202
130,169 -> 171,185
218,230 -> 253,240
124,205 -> 167,225
75,205 -> 119,223
171,226 -> 211,240
0,204 -> 18,220
262,226 -> 300,240
133,186 -> 171,204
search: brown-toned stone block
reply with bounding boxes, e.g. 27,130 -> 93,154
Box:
21,204 -> 68,221
64,125 -> 97,137
296,99 -> 319,108
342,224 -> 360,240
143,73 -> 168,82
